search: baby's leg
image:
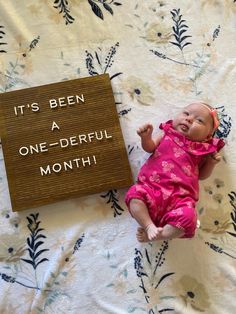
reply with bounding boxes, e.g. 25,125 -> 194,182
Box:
129,199 -> 163,241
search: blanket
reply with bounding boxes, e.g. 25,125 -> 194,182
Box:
0,1 -> 236,313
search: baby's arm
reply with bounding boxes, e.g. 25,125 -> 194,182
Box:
199,152 -> 222,180
137,123 -> 162,153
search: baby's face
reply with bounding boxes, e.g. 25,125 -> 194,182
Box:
172,103 -> 214,141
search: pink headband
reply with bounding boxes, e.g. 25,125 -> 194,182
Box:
199,103 -> 220,131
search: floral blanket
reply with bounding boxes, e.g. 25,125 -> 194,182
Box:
0,1 -> 236,313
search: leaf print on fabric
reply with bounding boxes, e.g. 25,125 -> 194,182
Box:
170,9 -> 192,51
189,51 -> 212,96
212,25 -> 221,41
227,191 -> 236,237
87,0 -> 122,20
134,244 -> 175,313
151,48 -> 199,68
0,215 -> 51,291
85,42 -> 127,114
85,42 -> 121,78
64,233 -> 85,262
0,25 -> 7,53
22,36 -> 40,58
199,191 -> 236,259
36,233 -> 85,313
0,272 -> 43,291
0,34 -> 41,92
101,189 -> 125,217
0,58 -> 30,92
205,242 -> 236,259
150,9 -> 217,96
21,213 -> 49,271
215,106 -> 232,139
53,0 -> 75,25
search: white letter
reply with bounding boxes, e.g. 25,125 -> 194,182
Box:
19,146 -> 29,156
39,142 -> 48,153
14,106 -> 18,116
64,160 -> 73,171
31,103 -> 40,112
78,134 -> 87,143
82,156 -> 91,167
67,95 -> 75,105
18,105 -> 25,115
73,158 -> 80,167
29,144 -> 39,154
76,94 -> 85,103
40,165 -> 51,176
88,132 -> 95,142
51,121 -> 60,131
52,163 -> 62,173
49,99 -> 58,109
60,138 -> 69,148
70,136 -> 78,146
95,131 -> 103,140
104,130 -> 112,139
58,97 -> 66,107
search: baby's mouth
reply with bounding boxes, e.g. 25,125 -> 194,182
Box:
180,124 -> 189,131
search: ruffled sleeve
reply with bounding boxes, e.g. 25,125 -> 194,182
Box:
187,137 -> 225,156
211,137 -> 225,152
159,120 -> 225,156
159,120 -> 173,132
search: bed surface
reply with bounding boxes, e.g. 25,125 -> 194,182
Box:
0,1 -> 236,313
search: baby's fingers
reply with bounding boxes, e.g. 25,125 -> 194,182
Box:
211,152 -> 221,162
137,124 -> 153,136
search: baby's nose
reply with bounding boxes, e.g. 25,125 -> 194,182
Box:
186,115 -> 193,123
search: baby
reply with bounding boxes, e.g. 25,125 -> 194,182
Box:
125,102 -> 225,242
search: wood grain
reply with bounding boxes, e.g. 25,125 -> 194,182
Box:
0,74 -> 133,211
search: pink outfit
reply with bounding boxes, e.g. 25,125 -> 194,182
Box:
125,120 -> 225,238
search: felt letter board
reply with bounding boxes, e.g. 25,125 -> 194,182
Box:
0,74 -> 133,211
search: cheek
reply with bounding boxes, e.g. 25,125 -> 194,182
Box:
172,117 -> 181,126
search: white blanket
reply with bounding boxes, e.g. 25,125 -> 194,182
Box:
0,1 -> 236,313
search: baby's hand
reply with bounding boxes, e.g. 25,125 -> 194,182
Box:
210,152 -> 221,163
137,123 -> 153,138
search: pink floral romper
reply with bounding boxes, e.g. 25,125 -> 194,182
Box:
125,120 -> 225,238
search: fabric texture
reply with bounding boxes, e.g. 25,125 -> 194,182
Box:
0,1 -> 236,313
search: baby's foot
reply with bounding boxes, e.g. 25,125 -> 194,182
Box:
136,226 -> 163,242
136,227 -> 149,242
145,223 -> 163,241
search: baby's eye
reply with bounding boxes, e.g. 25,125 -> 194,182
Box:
183,111 -> 189,116
197,118 -> 204,123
